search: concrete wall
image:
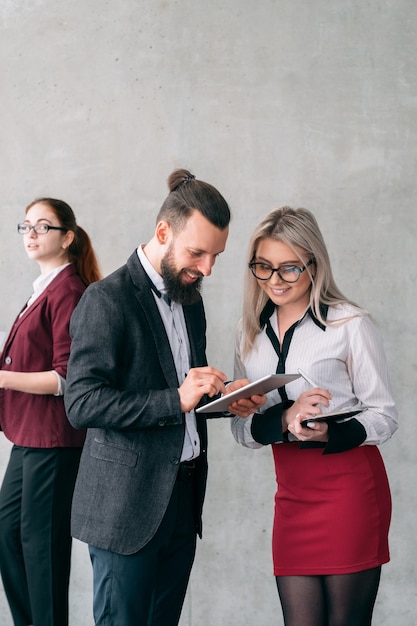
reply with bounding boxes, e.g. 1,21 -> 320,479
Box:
0,0 -> 416,623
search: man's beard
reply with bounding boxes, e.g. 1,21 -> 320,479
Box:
160,246 -> 203,305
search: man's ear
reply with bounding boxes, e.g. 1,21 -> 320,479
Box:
155,220 -> 171,245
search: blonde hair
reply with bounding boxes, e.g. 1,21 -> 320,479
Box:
242,206 -> 362,356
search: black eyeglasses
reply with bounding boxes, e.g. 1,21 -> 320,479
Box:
17,223 -> 67,235
249,257 -> 315,283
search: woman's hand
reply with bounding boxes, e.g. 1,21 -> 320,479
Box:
284,388 -> 331,442
224,378 -> 266,418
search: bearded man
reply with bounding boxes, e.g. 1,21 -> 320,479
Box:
65,169 -> 261,626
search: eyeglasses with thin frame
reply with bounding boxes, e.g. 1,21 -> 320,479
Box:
249,257 -> 316,283
17,223 -> 67,235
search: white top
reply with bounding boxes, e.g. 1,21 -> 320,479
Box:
137,246 -> 199,462
231,303 -> 398,449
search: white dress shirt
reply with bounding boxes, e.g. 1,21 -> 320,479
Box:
231,303 -> 398,449
137,246 -> 200,461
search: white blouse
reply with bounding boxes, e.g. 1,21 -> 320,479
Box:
231,303 -> 398,449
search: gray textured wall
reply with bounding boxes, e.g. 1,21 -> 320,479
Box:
0,1 -> 416,624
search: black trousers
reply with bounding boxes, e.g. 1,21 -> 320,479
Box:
0,445 -> 82,626
89,462 -> 198,626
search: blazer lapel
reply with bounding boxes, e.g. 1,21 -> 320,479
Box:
127,252 -> 179,388
183,303 -> 206,369
126,251 -> 207,386
4,265 -> 77,350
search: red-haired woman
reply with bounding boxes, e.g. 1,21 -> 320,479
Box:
0,198 -> 101,626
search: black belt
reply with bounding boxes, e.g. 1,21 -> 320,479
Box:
177,460 -> 196,481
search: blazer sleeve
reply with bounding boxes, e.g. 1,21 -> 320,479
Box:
64,280 -> 184,431
48,276 -> 86,378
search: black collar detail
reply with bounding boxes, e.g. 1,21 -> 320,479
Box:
259,299 -> 276,329
259,299 -> 328,332
143,270 -> 162,299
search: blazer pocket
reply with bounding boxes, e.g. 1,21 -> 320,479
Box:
91,438 -> 138,467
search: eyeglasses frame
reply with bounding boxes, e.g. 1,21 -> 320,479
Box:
17,223 -> 67,235
248,257 -> 316,283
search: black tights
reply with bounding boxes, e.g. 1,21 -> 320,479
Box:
276,567 -> 381,626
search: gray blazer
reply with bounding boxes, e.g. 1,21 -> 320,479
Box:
65,251 -> 210,555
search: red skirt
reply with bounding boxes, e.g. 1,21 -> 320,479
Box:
271,443 -> 391,576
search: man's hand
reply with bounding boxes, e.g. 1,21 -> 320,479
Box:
178,366 -> 227,413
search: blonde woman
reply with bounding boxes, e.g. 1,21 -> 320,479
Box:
231,207 -> 398,626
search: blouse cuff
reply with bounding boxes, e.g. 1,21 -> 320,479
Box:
251,403 -> 286,445
323,418 -> 367,454
52,370 -> 65,396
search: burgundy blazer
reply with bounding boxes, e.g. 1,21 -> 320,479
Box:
0,264 -> 86,447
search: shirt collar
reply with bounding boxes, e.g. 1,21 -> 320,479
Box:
32,263 -> 71,298
259,299 -> 328,331
21,263 -> 71,316
309,304 -> 328,330
137,245 -> 169,299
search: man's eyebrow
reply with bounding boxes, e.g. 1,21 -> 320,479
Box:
188,246 -> 204,252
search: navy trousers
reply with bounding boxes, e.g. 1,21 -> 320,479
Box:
0,445 -> 82,626
89,463 -> 198,626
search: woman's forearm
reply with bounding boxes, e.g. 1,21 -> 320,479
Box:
0,370 -> 60,395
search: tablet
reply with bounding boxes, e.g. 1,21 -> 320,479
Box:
195,373 -> 300,414
300,408 -> 364,426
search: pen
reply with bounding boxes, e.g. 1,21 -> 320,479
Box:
297,368 -> 333,407
297,368 -> 320,388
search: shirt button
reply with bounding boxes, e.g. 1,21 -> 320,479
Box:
5,356 -> 12,365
